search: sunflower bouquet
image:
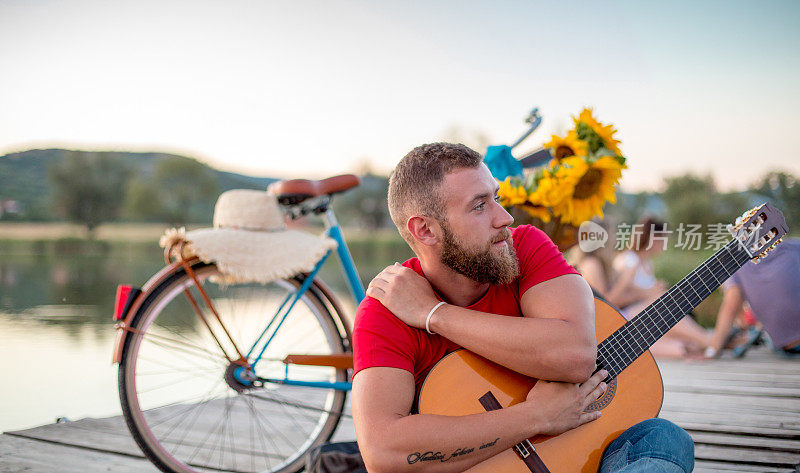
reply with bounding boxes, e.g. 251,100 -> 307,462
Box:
497,108 -> 627,249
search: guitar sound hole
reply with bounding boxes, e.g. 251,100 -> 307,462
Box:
585,377 -> 617,412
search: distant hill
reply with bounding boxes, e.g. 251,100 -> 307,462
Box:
0,149 -> 277,221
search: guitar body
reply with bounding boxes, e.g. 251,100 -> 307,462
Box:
418,298 -> 664,473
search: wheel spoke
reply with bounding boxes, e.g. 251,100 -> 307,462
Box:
128,326 -> 230,363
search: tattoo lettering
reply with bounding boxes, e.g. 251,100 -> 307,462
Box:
447,446 -> 474,459
479,438 -> 500,449
407,451 -> 444,464
406,440 -> 497,465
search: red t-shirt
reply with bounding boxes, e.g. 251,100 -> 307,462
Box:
352,225 -> 579,397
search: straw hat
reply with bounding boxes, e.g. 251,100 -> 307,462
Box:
160,189 -> 337,284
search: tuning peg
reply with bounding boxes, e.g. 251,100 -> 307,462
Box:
766,237 -> 784,253
751,236 -> 784,264
731,207 -> 759,233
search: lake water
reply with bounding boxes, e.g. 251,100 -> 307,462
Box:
0,241 -> 409,432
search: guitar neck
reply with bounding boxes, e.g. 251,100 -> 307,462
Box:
596,239 -> 751,378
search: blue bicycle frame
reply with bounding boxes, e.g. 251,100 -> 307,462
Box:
234,208 -> 364,392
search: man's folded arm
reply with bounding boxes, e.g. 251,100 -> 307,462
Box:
352,367 -> 540,473
429,274 -> 597,382
353,364 -> 607,473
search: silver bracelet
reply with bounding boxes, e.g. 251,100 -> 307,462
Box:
426,301 -> 447,335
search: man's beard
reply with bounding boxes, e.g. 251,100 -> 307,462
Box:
439,221 -> 520,285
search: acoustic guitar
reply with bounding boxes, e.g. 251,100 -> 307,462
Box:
418,204 -> 788,473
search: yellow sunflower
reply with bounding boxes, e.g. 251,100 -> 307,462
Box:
574,108 -> 603,131
531,169 -> 571,208
522,204 -> 551,223
497,177 -> 528,207
542,130 -> 588,163
551,156 -> 625,225
573,108 -> 622,155
592,123 -> 622,155
523,185 -> 552,223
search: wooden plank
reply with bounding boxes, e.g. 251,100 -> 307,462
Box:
662,383 -> 800,398
658,365 -> 800,380
661,409 -> 800,428
694,459 -> 796,472
662,403 -> 800,418
659,364 -> 800,376
7,391 -> 357,469
666,377 -> 800,389
660,406 -> 800,426
694,444 -> 800,465
658,354 -> 800,365
662,419 -> 800,438
661,394 -> 800,413
0,434 -> 157,473
659,369 -> 800,388
660,411 -> 800,430
662,376 -> 800,390
657,350 -> 798,364
690,431 -> 800,452
662,391 -> 800,412
5,417 -> 144,458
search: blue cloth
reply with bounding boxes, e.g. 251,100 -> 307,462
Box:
483,145 -> 522,181
727,238 -> 800,348
600,418 -> 695,473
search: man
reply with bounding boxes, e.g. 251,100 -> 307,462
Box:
351,143 -> 693,473
708,237 -> 800,358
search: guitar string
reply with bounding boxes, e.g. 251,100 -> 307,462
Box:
598,239 -> 750,377
599,239 -> 741,360
600,219 -> 782,375
596,239 -> 752,378
598,240 -> 747,376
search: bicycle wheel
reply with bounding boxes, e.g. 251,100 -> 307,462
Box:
119,261 -> 348,473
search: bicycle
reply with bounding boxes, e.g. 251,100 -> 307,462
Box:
112,175 -> 366,473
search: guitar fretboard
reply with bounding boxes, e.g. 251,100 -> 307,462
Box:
596,239 -> 752,379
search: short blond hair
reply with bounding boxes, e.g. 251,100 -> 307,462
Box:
388,143 -> 483,243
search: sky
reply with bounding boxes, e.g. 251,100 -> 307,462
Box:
0,0 -> 798,191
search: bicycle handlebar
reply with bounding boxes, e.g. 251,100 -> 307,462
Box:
509,107 -> 543,150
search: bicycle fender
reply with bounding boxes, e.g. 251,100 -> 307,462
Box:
310,278 -> 354,349
111,258 -> 199,364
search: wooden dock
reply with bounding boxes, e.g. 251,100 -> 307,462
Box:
658,348 -> 800,472
1,346 -> 798,472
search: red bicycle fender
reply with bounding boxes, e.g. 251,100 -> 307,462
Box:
111,258 -> 198,364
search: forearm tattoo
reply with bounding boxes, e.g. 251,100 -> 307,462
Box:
406,438 -> 500,465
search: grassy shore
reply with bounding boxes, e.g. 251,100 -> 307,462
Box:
0,222 -> 405,242
0,221 -> 410,260
0,222 -> 188,242
0,222 -> 722,324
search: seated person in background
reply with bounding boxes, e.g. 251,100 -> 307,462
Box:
352,143 -> 694,473
612,218 -> 713,358
571,220 -> 626,303
708,237 -> 800,357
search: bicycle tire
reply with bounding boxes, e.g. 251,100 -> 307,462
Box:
119,261 -> 348,473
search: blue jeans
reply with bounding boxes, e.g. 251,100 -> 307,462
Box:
599,419 -> 695,473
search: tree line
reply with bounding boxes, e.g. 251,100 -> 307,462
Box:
47,151 -> 221,233
607,171 -> 800,233
2,149 -> 798,236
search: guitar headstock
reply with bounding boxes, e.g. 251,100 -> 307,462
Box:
727,203 -> 789,263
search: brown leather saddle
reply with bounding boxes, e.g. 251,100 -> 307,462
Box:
269,174 -> 360,205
